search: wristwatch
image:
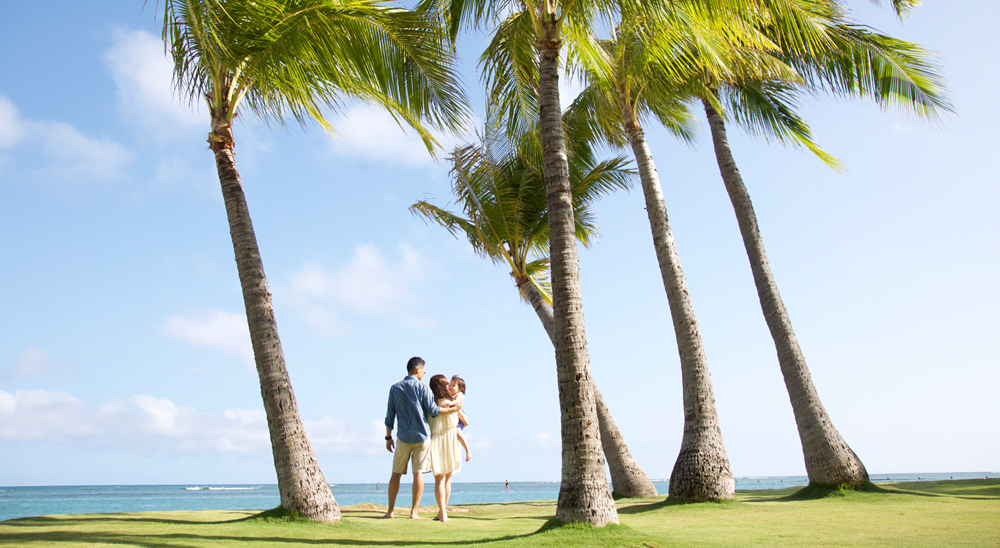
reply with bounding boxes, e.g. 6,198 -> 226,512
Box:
385,435 -> 392,440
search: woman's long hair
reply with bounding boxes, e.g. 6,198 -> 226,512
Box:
430,374 -> 452,402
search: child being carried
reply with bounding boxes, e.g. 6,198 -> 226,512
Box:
448,376 -> 472,462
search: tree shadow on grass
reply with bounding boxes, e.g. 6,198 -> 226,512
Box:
616,497 -> 712,515
2,511 -> 258,527
739,482 -> 964,503
3,509 -> 603,547
0,518 -> 576,547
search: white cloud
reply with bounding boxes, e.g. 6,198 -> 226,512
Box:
103,28 -> 203,139
535,432 -> 558,448
126,395 -> 270,453
161,309 -> 253,364
0,96 -> 23,148
299,305 -> 354,338
306,418 -> 385,456
2,346 -> 75,380
325,104 -> 468,169
283,244 -> 434,336
0,94 -> 132,185
0,390 -> 97,441
0,389 -> 380,457
36,121 -> 133,183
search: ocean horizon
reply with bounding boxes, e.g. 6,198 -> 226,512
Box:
2,472 -> 995,523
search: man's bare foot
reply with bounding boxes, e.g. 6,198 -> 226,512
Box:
409,511 -> 421,519
380,511 -> 394,519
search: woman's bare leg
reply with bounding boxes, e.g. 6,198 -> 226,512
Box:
434,474 -> 450,522
445,473 -> 453,506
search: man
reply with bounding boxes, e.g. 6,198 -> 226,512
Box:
382,356 -> 460,519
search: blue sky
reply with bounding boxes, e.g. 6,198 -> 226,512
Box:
1,1 -> 997,488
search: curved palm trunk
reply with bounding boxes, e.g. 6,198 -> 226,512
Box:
703,99 -> 868,486
626,124 -> 734,501
521,282 -> 658,498
213,139 -> 341,521
537,35 -> 618,525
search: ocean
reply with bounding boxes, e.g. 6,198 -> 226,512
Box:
0,472 -> 993,522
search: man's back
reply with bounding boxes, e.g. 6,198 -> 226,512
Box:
385,376 -> 439,444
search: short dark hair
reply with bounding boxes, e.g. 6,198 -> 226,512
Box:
450,375 -> 466,394
430,374 -> 452,401
406,357 -> 425,374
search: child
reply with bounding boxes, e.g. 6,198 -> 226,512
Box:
449,376 -> 471,462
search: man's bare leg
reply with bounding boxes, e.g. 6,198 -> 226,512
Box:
381,472 -> 402,518
410,471 -> 424,519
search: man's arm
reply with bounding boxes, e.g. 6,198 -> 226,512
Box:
419,383 -> 442,418
384,388 -> 396,452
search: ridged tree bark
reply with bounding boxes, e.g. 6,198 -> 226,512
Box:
625,119 -> 735,501
537,29 -> 618,525
211,109 -> 340,521
521,281 -> 658,498
704,99 -> 868,486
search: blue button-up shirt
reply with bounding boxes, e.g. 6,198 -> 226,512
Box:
384,376 -> 440,444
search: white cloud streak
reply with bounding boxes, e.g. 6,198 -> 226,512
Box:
535,432 -> 558,448
161,309 -> 254,364
0,389 -> 382,457
103,28 -> 203,139
2,347 -> 76,380
325,105 -> 470,169
0,96 -> 23,149
36,121 -> 133,183
283,244 -> 436,337
0,94 -> 132,185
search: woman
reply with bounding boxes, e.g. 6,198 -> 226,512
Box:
427,374 -> 461,522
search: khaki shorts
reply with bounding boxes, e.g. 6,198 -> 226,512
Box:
392,439 -> 430,475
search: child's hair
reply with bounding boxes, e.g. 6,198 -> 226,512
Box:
450,375 -> 466,394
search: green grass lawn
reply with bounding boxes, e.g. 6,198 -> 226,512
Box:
1,479 -> 997,547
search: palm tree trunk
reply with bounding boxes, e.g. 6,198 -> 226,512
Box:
213,144 -> 341,521
626,124 -> 734,501
537,32 -> 618,525
521,281 -> 658,498
703,99 -> 868,486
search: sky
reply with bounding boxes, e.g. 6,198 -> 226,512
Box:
1,1 -> 997,488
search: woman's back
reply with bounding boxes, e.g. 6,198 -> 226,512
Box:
429,399 -> 459,435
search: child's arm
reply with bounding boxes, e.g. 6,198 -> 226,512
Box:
457,409 -> 470,427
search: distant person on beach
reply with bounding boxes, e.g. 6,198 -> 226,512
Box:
449,376 -> 472,462
428,374 -> 463,522
383,357 -> 461,519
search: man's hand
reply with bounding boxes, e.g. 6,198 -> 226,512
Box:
386,437 -> 395,453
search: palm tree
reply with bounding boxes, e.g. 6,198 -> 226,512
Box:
411,119 -> 659,498
417,0 -> 647,523
563,10 -> 781,501
162,0 -> 468,521
695,11 -> 951,485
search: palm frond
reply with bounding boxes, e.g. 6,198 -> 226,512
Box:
164,0 -> 471,151
720,81 -> 842,170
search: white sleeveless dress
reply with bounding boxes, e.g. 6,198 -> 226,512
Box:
428,398 -> 461,475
